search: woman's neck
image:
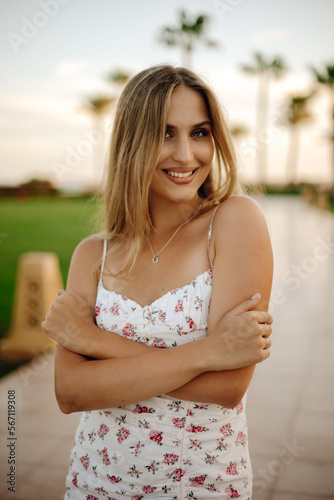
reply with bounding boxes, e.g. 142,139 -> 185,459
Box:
149,196 -> 202,234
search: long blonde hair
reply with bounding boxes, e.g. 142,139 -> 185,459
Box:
101,64 -> 239,274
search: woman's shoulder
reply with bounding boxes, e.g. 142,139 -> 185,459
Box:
213,194 -> 270,245
216,194 -> 267,227
69,234 -> 105,272
73,234 -> 104,256
66,235 -> 105,299
219,194 -> 265,216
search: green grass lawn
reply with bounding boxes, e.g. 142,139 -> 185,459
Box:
0,196 -> 100,340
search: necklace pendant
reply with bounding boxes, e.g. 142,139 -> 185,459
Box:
152,255 -> 159,264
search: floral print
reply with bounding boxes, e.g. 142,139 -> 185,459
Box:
94,268 -> 211,348
65,214 -> 252,499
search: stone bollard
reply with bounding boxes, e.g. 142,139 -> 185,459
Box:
301,183 -> 315,204
316,190 -> 330,210
0,252 -> 63,363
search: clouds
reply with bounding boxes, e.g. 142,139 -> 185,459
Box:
0,0 -> 333,189
55,59 -> 90,78
250,28 -> 291,45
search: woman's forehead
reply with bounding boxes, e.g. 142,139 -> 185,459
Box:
166,84 -> 210,125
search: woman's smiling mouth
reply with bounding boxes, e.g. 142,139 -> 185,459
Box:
164,169 -> 197,178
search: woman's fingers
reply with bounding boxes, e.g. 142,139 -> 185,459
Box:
226,294 -> 272,320
260,323 -> 272,338
239,310 -> 272,330
262,336 -> 272,350
227,293 -> 262,316
251,310 -> 273,325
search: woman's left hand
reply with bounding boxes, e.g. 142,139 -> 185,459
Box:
42,290 -> 96,355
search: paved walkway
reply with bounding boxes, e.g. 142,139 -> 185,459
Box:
0,195 -> 333,500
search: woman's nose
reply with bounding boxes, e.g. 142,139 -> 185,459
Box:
172,136 -> 194,164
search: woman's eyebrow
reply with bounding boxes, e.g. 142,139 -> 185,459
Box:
166,121 -> 212,129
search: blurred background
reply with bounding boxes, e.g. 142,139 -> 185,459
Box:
1,0 -> 333,334
1,0 -> 334,191
0,1 -> 334,498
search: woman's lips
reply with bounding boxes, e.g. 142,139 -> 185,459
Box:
163,168 -> 198,183
166,170 -> 194,178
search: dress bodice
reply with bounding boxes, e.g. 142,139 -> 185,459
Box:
95,268 -> 213,349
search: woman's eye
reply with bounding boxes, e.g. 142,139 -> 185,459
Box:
164,130 -> 172,139
192,129 -> 209,138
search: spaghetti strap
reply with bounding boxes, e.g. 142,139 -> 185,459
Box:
207,204 -> 221,269
99,239 -> 108,284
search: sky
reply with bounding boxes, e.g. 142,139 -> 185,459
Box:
1,0 -> 334,190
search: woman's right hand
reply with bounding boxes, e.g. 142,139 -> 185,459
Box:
207,293 -> 273,371
42,290 -> 97,356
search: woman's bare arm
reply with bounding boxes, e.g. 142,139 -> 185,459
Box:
49,196 -> 273,412
52,291 -> 269,409
200,195 -> 273,405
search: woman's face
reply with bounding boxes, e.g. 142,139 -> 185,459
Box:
149,84 -> 214,207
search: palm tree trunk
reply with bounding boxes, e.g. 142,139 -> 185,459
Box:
286,125 -> 300,185
331,96 -> 334,194
181,39 -> 192,67
91,116 -> 106,188
256,73 -> 270,184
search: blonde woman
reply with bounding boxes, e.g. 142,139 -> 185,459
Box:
43,65 -> 273,499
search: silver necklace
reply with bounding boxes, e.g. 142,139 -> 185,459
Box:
147,216 -> 195,264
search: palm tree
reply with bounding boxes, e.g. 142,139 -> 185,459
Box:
241,52 -> 286,184
85,96 -> 114,116
230,124 -> 249,140
82,96 -> 114,186
310,64 -> 334,192
158,9 -> 219,67
81,70 -> 131,187
84,68 -> 131,127
105,68 -> 131,102
282,94 -> 313,185
105,68 -> 131,86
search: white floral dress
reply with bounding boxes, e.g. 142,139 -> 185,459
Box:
65,207 -> 252,499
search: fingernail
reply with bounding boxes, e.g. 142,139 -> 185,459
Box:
251,293 -> 260,299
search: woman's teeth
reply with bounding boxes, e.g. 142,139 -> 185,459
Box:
165,170 -> 194,178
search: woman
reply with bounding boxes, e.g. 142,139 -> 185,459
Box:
43,65 -> 273,499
